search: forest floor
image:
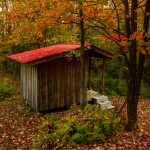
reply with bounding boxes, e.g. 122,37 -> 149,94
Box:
0,95 -> 149,150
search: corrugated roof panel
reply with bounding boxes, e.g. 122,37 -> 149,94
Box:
8,44 -> 81,63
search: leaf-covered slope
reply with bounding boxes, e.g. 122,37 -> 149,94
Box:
0,95 -> 149,149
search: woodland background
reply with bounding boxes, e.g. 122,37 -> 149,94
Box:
0,0 -> 150,149
0,0 -> 150,99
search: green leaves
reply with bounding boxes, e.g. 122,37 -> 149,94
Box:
34,104 -> 123,148
0,78 -> 18,99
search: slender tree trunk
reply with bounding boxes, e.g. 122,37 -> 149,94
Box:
126,40 -> 139,130
88,56 -> 92,90
101,58 -> 106,95
126,51 -> 145,131
126,83 -> 138,130
126,0 -> 138,131
79,3 -> 87,107
12,45 -> 21,80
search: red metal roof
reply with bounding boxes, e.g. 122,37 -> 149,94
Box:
8,44 -> 81,63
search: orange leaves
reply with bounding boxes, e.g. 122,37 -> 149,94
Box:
65,16 -> 71,23
136,33 -> 143,41
146,47 -> 150,51
92,8 -> 103,14
118,32 -> 145,48
142,47 -> 150,55
110,32 -> 144,48
22,23 -> 31,33
111,34 -> 126,41
141,49 -> 146,55
120,40 -> 127,47
78,8 -> 103,20
101,36 -> 106,42
130,32 -> 143,41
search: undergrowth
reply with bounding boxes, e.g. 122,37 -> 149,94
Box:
0,77 -> 19,100
33,104 -> 123,149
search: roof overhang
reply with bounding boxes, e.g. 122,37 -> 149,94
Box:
8,44 -> 113,65
88,45 -> 113,59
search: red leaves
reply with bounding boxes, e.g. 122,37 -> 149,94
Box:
126,15 -> 131,19
78,8 -> 103,21
0,95 -> 41,149
146,12 -> 150,16
0,95 -> 149,149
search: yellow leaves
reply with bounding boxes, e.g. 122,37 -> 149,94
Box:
39,121 -> 50,129
144,32 -> 150,38
109,21 -> 116,29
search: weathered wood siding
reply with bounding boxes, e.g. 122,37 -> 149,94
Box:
37,57 -> 81,111
21,56 -> 87,111
21,64 -> 38,111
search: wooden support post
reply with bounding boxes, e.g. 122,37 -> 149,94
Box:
88,56 -> 92,90
101,58 -> 106,95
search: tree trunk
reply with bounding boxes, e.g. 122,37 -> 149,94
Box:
126,47 -> 138,131
12,45 -> 21,80
126,50 -> 145,131
79,3 -> 87,108
126,0 -> 149,131
126,81 -> 138,131
88,56 -> 92,90
126,0 -> 138,131
100,58 -> 106,95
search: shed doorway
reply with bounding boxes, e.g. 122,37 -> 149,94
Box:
87,57 -> 107,95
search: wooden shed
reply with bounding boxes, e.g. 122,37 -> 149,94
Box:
8,44 -> 113,111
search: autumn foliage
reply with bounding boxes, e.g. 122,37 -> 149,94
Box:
0,0 -> 150,132
0,95 -> 149,149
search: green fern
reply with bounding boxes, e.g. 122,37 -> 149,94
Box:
33,104 -> 124,148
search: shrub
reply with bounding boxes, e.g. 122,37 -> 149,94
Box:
91,75 -> 128,96
104,78 -> 118,96
0,78 -> 18,99
33,104 -> 123,149
90,73 -> 101,91
141,84 -> 150,99
117,80 -> 127,96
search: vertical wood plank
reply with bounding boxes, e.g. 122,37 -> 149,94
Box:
28,56 -> 81,111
